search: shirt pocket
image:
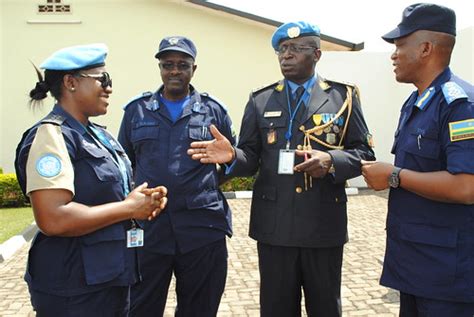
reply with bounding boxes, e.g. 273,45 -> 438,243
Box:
259,118 -> 287,148
401,127 -> 442,171
80,224 -> 126,285
399,223 -> 457,285
81,145 -> 121,182
131,121 -> 160,142
188,124 -> 213,141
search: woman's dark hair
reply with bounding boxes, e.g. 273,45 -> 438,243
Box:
29,64 -> 77,106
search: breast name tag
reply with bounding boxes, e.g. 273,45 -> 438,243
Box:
127,228 -> 144,248
278,149 -> 295,174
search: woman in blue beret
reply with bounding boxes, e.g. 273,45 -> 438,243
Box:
14,43 -> 168,316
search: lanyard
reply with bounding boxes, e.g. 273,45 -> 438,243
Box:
88,125 -> 130,196
284,83 -> 305,149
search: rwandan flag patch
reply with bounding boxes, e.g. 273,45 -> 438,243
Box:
449,118 -> 474,142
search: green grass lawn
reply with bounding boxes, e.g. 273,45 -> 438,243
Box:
0,207 -> 34,244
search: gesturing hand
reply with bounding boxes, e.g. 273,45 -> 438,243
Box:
187,125 -> 235,164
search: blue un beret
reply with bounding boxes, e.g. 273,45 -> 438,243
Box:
382,3 -> 456,43
155,36 -> 197,60
271,21 -> 321,50
40,43 -> 108,71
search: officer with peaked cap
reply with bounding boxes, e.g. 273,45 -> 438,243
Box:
362,3 -> 474,316
188,21 -> 375,316
14,44 -> 167,316
118,36 -> 235,316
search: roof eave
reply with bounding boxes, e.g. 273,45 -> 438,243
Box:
186,0 -> 364,51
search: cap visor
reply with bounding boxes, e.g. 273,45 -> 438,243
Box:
382,26 -> 415,43
155,47 -> 194,59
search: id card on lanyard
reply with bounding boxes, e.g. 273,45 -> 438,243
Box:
277,82 -> 305,175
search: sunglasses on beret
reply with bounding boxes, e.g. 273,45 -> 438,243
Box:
78,72 -> 112,88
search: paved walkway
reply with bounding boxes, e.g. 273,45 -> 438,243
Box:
0,191 -> 399,316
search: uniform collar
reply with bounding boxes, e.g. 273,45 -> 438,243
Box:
413,67 -> 451,111
51,103 -> 89,134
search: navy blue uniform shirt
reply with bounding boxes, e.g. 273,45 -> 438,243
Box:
382,68 -> 474,302
118,85 -> 235,255
15,104 -> 138,297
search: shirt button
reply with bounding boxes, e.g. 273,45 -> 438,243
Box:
295,187 -> 303,193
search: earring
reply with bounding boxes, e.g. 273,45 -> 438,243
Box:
70,87 -> 75,92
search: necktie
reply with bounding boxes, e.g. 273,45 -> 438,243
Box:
292,86 -> 305,110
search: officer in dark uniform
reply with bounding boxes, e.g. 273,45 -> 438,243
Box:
118,36 -> 235,317
188,21 -> 375,316
14,44 -> 167,316
362,3 -> 474,316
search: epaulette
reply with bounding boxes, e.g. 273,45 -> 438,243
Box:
40,113 -> 66,126
123,91 -> 153,110
252,81 -> 281,95
323,78 -> 361,101
441,81 -> 468,105
201,92 -> 229,113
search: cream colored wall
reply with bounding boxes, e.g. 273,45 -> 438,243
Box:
0,0 -> 281,172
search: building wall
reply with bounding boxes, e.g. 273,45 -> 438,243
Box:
1,1 -> 473,189
0,0 -> 281,172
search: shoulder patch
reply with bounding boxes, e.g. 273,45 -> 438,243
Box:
449,118 -> 474,142
442,81 -> 468,105
40,113 -> 66,126
201,93 -> 228,112
123,91 -> 153,110
252,81 -> 280,95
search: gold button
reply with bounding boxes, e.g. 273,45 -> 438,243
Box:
296,144 -> 303,150
335,197 -> 339,202
295,187 -> 303,193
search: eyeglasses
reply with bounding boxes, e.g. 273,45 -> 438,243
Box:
78,72 -> 112,88
159,62 -> 193,71
275,44 -> 317,55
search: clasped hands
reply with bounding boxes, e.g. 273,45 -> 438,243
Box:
127,182 -> 168,221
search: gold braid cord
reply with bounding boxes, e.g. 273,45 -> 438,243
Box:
300,85 -> 353,190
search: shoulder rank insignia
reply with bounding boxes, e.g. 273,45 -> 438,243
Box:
442,81 -> 468,105
449,118 -> 474,142
123,91 -> 153,110
318,79 -> 330,91
252,81 -> 280,94
41,113 -> 66,126
201,93 -> 228,112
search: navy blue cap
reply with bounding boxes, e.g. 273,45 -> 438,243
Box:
40,43 -> 108,71
271,21 -> 320,50
382,3 -> 456,43
155,36 -> 197,60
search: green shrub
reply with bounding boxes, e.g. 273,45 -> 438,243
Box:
0,167 -> 3,174
220,176 -> 255,192
0,173 -> 28,207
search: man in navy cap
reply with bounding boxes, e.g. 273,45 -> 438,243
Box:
362,3 -> 474,316
188,21 -> 374,316
118,36 -> 235,316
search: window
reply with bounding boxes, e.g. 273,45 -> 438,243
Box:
38,0 -> 71,14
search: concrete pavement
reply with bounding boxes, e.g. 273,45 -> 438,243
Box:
0,190 -> 399,316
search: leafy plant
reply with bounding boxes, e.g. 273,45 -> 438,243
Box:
0,173 -> 28,207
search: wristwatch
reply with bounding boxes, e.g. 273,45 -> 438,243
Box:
388,167 -> 402,188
